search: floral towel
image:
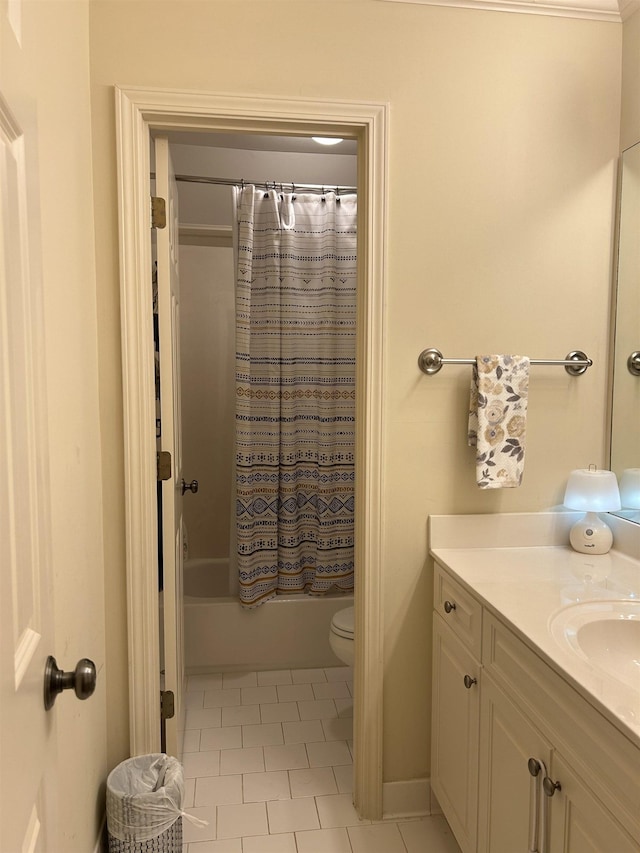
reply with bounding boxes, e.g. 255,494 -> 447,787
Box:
468,355 -> 530,489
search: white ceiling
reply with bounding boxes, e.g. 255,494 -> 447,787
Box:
166,131 -> 357,156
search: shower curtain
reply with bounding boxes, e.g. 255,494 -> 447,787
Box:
233,185 -> 356,607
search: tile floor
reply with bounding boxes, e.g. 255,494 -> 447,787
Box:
181,666 -> 461,853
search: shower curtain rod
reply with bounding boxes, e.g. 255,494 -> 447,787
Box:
151,171 -> 357,194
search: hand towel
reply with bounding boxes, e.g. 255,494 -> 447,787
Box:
468,355 -> 530,489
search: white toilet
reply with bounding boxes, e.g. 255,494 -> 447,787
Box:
328,606 -> 355,666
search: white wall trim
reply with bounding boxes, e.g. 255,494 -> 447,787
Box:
93,817 -> 105,853
178,223 -> 232,247
377,0 -> 636,22
115,89 -> 162,757
382,778 -> 432,819
115,86 -> 388,819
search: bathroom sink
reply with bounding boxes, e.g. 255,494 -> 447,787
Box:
550,600 -> 640,689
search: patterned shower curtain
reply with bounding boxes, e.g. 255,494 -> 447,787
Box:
234,185 -> 356,607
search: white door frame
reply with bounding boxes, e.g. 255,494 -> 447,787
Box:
115,85 -> 388,818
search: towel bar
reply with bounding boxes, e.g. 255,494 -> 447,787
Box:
417,349 -> 592,376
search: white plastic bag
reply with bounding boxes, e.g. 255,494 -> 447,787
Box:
106,754 -> 192,843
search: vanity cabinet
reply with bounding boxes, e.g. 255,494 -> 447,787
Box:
477,675 -> 552,853
431,566 -> 483,851
547,752 -> 639,853
431,561 -> 640,853
431,613 -> 480,852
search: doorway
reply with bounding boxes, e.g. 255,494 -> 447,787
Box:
169,130 -> 358,608
116,86 -> 387,819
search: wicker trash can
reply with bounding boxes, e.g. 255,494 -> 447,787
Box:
106,754 -> 184,853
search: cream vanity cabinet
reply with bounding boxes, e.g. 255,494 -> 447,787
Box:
431,566 -> 482,851
431,561 -> 640,853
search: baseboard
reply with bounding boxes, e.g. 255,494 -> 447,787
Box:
382,778 -> 431,819
94,814 -> 106,853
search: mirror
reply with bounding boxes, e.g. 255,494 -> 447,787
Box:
610,140 -> 640,522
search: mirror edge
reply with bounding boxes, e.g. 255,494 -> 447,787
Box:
608,139 -> 640,524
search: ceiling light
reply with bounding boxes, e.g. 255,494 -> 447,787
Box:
312,137 -> 344,146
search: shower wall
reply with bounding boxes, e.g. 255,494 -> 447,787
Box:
177,141 -> 358,565
180,243 -> 235,559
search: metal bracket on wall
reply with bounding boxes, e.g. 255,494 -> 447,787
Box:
160,690 -> 175,721
151,196 -> 166,229
157,451 -> 172,481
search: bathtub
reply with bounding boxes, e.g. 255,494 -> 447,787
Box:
183,557 -> 353,672
183,556 -> 231,597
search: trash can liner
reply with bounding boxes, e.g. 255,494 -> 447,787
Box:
106,754 -> 208,844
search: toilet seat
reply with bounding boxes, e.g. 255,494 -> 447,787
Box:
330,606 -> 354,639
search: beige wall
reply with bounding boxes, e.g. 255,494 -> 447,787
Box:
171,142 -> 357,227
90,1 -> 621,784
180,244 -> 236,559
621,7 -> 640,149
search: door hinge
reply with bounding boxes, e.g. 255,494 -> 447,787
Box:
151,196 -> 166,229
160,690 -> 175,720
157,450 -> 172,481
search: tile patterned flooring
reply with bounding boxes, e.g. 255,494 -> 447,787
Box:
181,666 -> 461,852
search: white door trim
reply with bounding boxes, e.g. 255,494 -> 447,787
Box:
115,86 -> 388,818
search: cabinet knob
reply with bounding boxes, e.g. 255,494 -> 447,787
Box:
463,674 -> 477,689
543,776 -> 561,797
527,757 -> 541,777
443,600 -> 456,614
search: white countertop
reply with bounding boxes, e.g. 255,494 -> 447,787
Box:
429,514 -> 640,748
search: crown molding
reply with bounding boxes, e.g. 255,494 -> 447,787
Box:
378,0 -> 640,22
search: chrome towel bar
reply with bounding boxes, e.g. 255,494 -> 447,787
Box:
418,348 -> 592,376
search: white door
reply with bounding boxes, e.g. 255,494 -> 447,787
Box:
0,92 -> 57,852
155,135 -> 186,757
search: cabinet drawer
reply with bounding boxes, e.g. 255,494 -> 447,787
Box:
434,562 -> 482,656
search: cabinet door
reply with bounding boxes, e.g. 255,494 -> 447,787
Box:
548,752 -> 639,853
431,612 -> 480,853
477,674 -> 552,853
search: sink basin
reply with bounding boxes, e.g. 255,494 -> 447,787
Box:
550,600 -> 640,689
